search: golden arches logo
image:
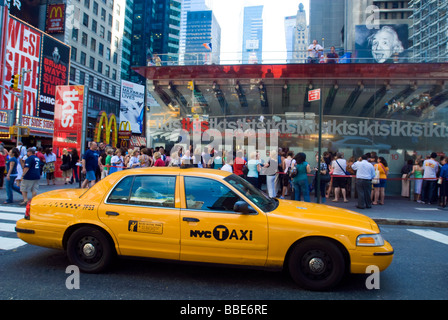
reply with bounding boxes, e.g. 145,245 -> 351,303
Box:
49,6 -> 63,19
119,121 -> 131,132
94,111 -> 118,147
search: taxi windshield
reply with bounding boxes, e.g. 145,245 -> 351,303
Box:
224,174 -> 278,212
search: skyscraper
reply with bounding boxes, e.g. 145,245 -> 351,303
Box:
309,0 -> 345,49
292,3 -> 309,63
185,10 -> 221,65
241,5 -> 263,64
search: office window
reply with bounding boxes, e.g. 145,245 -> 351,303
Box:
104,82 -> 109,94
82,32 -> 88,46
91,38 -> 96,51
93,1 -> 98,14
79,71 -> 86,85
108,14 -> 112,26
99,25 -> 105,38
89,56 -> 95,69
97,78 -> 102,91
71,47 -> 77,61
113,52 -> 117,64
105,65 -> 110,77
83,13 -> 89,27
111,85 -> 116,97
89,75 -> 94,88
84,0 -> 90,8
101,8 -> 106,21
91,19 -> 97,33
112,69 -> 116,80
80,51 -> 86,65
70,67 -> 76,82
106,48 -> 111,60
72,28 -> 78,41
98,43 -> 104,56
98,61 -> 103,73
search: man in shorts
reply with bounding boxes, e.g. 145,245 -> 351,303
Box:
20,148 -> 41,205
82,142 -> 99,188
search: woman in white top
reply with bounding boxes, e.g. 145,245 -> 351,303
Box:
127,149 -> 140,169
331,152 -> 348,202
281,151 -> 295,199
44,148 -> 56,185
109,149 -> 124,174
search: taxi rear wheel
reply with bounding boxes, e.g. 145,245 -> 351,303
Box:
288,238 -> 345,291
67,226 -> 114,273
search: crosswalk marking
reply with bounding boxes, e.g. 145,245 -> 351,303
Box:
408,229 -> 448,246
0,206 -> 27,251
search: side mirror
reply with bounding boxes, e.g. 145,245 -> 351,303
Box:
233,201 -> 256,214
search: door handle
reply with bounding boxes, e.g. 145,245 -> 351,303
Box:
106,211 -> 120,216
183,217 -> 200,222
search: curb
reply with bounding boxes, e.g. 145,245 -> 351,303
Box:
373,218 -> 448,228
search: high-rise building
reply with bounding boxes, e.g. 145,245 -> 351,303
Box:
309,0 -> 345,49
409,0 -> 447,62
65,0 -> 126,139
121,0 -> 133,81
292,3 -> 309,63
129,0 -> 182,82
179,0 -> 213,64
241,5 -> 263,64
185,10 -> 221,65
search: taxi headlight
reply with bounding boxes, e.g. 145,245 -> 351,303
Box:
356,234 -> 384,247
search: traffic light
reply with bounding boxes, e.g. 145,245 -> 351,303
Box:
187,81 -> 194,91
11,74 -> 20,90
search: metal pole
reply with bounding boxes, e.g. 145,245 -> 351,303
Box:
316,96 -> 323,204
80,86 -> 88,188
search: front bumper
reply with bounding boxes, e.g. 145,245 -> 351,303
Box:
350,240 -> 394,274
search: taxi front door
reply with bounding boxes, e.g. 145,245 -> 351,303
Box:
179,176 -> 268,267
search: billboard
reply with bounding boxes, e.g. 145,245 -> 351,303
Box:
119,80 -> 145,134
355,24 -> 409,63
45,4 -> 65,34
1,16 -> 70,131
53,85 -> 85,154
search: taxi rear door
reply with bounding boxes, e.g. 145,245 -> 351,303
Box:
98,174 -> 180,260
179,176 -> 268,267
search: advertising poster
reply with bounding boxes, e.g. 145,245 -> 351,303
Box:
119,80 -> 145,134
355,24 -> 409,63
53,85 -> 84,154
45,4 -> 65,34
1,16 -> 70,132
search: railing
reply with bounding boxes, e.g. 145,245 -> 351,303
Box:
147,49 -> 448,66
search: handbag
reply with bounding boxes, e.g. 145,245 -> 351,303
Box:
372,168 -> 380,184
319,164 -> 331,183
60,163 -> 70,171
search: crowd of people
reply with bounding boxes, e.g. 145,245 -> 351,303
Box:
1,140 -> 447,209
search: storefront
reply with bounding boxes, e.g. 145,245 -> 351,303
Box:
133,63 -> 448,194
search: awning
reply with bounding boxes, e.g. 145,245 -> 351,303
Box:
130,135 -> 147,147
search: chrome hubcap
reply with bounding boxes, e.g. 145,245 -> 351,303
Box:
82,243 -> 96,257
308,257 -> 325,274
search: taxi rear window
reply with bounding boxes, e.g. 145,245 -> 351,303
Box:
107,175 -> 176,208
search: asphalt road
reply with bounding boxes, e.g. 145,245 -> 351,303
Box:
1,225 -> 447,302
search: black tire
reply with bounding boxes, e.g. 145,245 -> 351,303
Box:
288,238 -> 346,291
67,226 -> 114,273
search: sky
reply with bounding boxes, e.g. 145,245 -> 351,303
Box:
210,0 -> 310,64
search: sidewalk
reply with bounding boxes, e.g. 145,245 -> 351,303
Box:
1,177 -> 447,228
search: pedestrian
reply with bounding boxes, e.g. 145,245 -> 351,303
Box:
4,148 -> 22,204
351,154 -> 375,209
246,151 -> 261,189
331,152 -> 348,203
109,149 -> 124,174
61,148 -> 73,185
314,155 -> 331,203
81,142 -> 99,189
281,151 -> 295,199
0,145 -> 7,189
326,46 -> 339,64
411,159 -> 424,203
233,150 -> 246,177
20,148 -> 41,205
291,152 -> 311,202
70,149 -> 80,184
401,159 -> 414,198
43,148 -> 56,185
263,149 -> 278,198
439,157 -> 448,208
307,39 -> 323,64
153,152 -> 166,167
36,147 -> 46,177
372,157 -> 389,205
421,152 -> 439,204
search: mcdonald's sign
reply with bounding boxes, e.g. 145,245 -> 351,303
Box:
94,111 -> 118,147
46,4 -> 65,34
118,121 -> 132,148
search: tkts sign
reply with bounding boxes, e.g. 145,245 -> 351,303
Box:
53,85 -> 84,154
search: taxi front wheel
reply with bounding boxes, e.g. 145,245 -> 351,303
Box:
288,238 -> 346,291
67,226 -> 114,273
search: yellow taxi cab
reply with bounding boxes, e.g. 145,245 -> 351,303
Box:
15,167 -> 393,290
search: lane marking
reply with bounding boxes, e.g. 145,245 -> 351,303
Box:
408,229 -> 448,245
0,236 -> 26,250
0,206 -> 26,214
0,213 -> 25,222
0,222 -> 16,233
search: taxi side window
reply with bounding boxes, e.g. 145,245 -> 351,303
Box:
129,175 -> 176,208
184,176 -> 241,212
108,176 -> 134,204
